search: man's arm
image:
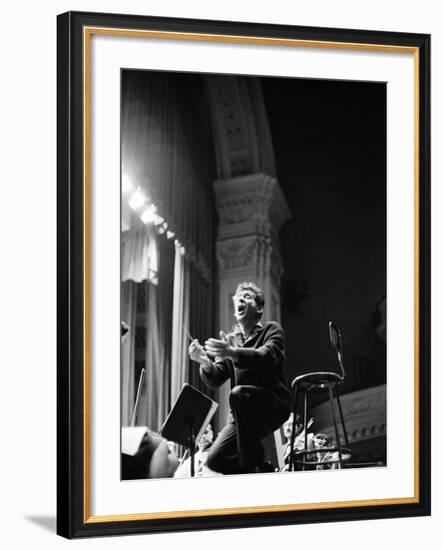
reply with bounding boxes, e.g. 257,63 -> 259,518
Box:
188,339 -> 230,389
205,322 -> 285,370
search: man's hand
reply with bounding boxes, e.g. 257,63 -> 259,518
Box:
205,331 -> 238,360
188,339 -> 211,369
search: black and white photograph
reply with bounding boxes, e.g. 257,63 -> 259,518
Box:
1,0 -> 437,546
120,69 -> 387,481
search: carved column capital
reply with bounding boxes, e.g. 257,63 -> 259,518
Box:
214,173 -> 291,240
214,173 -> 290,287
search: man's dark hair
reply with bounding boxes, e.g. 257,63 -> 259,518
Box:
235,282 -> 265,311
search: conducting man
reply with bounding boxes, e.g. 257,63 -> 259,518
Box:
189,282 -> 290,474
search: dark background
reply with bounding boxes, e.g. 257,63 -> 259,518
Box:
262,77 -> 386,397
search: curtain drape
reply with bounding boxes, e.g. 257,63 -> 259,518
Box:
121,211 -> 214,430
121,70 -> 218,432
122,71 -> 216,284
170,241 -> 191,407
121,225 -> 161,428
122,224 -> 158,284
134,236 -> 174,431
188,270 -> 215,398
121,281 -> 137,426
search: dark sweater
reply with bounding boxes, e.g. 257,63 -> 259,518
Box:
200,321 -> 290,408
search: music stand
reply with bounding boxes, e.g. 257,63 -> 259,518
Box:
160,383 -> 218,477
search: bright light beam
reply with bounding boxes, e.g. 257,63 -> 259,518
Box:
141,205 -> 156,224
121,173 -> 133,193
128,189 -> 146,210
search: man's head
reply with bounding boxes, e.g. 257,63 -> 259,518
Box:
283,413 -> 303,441
233,282 -> 265,325
199,424 -> 214,451
283,412 -> 294,440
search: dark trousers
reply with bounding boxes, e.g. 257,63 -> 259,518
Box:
206,385 -> 289,475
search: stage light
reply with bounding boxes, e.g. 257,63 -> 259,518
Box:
153,214 -> 164,226
141,205 -> 156,224
121,173 -> 133,193
166,230 -> 175,239
174,239 -> 185,256
128,189 -> 145,210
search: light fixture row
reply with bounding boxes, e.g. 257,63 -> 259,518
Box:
123,173 -> 179,247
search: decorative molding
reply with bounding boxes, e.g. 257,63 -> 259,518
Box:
205,76 -> 251,178
270,242 -> 284,285
214,174 -> 290,285
217,236 -> 258,272
204,76 -> 276,180
214,77 -> 248,152
214,173 -> 291,237
310,384 -> 387,444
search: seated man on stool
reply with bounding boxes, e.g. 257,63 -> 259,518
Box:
189,282 -> 290,474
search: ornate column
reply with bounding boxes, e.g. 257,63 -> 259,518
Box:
213,172 -> 291,425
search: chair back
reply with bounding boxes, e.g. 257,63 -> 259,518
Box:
328,321 -> 346,379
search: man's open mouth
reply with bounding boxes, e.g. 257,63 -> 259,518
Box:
236,304 -> 246,315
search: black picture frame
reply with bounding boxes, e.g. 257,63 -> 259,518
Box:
57,10 -> 431,539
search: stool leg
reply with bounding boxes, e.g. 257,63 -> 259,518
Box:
289,384 -> 299,472
334,386 -> 350,449
303,389 -> 309,471
327,384 -> 343,468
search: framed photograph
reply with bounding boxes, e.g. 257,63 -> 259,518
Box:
57,11 -> 430,538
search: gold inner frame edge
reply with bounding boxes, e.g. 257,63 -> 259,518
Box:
82,26 -> 421,524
